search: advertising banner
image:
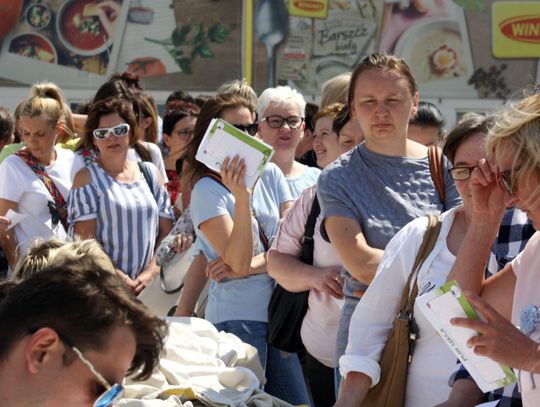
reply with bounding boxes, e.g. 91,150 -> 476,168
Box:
273,0 -> 384,96
492,1 -> 540,58
379,0 -> 477,98
0,0 -> 129,88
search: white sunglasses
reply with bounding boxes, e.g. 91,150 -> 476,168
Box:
93,123 -> 131,140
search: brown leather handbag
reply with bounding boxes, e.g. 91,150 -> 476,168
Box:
363,214 -> 442,407
428,145 -> 446,205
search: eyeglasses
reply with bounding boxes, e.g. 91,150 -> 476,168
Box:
449,166 -> 477,181
261,115 -> 304,129
232,123 -> 258,136
174,129 -> 195,139
93,123 -> 131,140
498,168 -> 515,196
29,328 -> 124,407
71,346 -> 124,407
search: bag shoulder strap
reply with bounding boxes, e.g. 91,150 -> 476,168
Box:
304,195 -> 320,240
299,195 -> 320,265
398,214 -> 442,318
202,172 -> 270,251
15,149 -> 68,230
428,145 -> 446,206
138,161 -> 154,190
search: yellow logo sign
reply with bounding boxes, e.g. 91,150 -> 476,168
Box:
492,1 -> 540,57
289,0 -> 329,19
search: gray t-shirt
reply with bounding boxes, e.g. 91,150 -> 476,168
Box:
317,143 -> 461,294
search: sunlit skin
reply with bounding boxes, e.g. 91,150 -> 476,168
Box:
20,115 -> 58,165
163,116 -> 196,175
221,106 -> 255,129
338,118 -> 364,150
495,142 -> 540,230
259,103 -> 304,155
350,69 -> 419,156
93,113 -> 131,161
408,124 -> 440,146
163,116 -> 196,153
312,116 -> 343,168
0,325 -> 136,406
452,132 -> 487,222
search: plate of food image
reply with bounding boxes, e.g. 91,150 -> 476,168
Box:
8,32 -> 57,64
26,3 -> 52,30
56,0 -> 112,56
394,19 -> 469,84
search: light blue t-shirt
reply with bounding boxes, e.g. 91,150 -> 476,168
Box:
190,162 -> 292,323
287,165 -> 321,199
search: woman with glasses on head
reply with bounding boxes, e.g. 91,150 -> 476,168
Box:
335,112 -> 531,406
257,86 -> 321,198
0,82 -> 83,270
180,93 -> 311,405
68,98 -> 174,294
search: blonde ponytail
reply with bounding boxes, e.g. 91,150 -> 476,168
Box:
22,82 -> 75,141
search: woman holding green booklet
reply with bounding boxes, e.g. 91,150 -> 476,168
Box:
181,93 -> 310,406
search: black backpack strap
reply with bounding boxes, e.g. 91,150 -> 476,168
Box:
138,162 -> 154,191
299,195 -> 320,265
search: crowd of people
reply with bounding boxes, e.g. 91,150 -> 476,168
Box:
0,52 -> 539,407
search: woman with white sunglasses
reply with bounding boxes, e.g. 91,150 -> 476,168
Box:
68,98 -> 173,293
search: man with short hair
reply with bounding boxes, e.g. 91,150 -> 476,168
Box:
0,259 -> 168,406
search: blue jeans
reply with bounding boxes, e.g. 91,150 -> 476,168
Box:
214,320 -> 310,406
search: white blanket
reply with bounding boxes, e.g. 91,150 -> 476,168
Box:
118,318 -> 293,407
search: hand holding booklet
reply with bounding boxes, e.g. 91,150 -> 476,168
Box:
417,280 -> 516,393
195,119 -> 275,189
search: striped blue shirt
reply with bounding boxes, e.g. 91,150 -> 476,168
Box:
68,162 -> 173,278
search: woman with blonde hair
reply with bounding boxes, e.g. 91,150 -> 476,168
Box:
0,83 -> 83,269
320,72 -> 351,109
13,238 -> 116,280
438,92 -> 540,407
0,82 -> 78,162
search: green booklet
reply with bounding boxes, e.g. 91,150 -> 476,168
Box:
417,280 -> 516,392
195,118 -> 275,189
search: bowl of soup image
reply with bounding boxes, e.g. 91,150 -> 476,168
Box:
26,3 -> 52,30
8,32 -> 57,64
56,0 -> 112,56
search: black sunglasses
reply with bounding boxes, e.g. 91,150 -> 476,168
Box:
498,169 -> 515,197
231,123 -> 258,136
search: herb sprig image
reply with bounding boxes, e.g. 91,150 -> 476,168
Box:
145,21 -> 231,74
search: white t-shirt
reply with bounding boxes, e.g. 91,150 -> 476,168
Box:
511,231 -> 540,407
0,147 -> 83,257
127,142 -> 168,182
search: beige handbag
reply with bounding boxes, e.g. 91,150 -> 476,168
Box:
138,246 -> 210,317
364,214 -> 442,407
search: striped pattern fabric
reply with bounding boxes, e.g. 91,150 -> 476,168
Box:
68,162 -> 173,278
